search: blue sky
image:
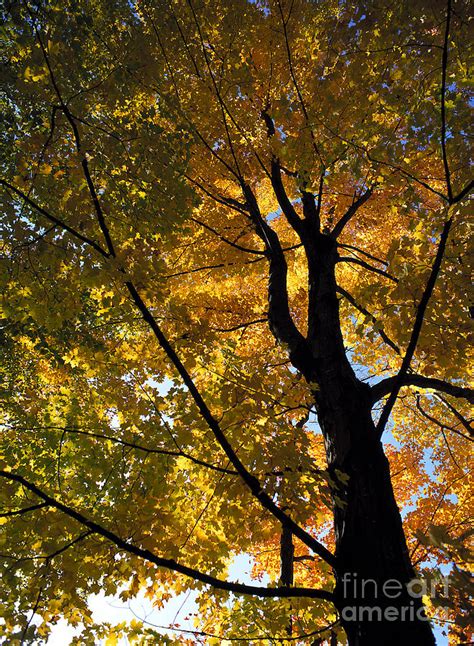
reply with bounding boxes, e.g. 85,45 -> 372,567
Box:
46,554 -> 263,643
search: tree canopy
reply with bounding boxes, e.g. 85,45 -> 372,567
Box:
0,0 -> 472,643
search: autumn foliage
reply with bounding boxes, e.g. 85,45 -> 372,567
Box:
0,0 -> 472,644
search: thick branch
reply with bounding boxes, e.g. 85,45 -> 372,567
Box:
241,183 -> 314,378
0,470 -> 334,600
302,190 -> 321,231
280,523 -> 294,586
371,374 -> 474,406
261,109 -> 306,236
270,157 -> 304,235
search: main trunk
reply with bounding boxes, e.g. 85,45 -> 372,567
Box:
305,233 -> 435,645
318,391 -> 436,645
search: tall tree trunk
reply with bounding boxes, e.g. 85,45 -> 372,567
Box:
306,233 -> 436,645
318,392 -> 436,645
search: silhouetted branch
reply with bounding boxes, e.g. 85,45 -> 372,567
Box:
372,374 -> 473,406
440,0 -> 453,202
337,286 -> 400,355
0,470 -> 335,600
331,187 -> 373,238
337,256 -> 398,282
376,216 -> 453,436
0,180 -> 109,258
0,503 -> 48,518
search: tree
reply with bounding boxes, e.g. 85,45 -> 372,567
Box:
0,0 -> 472,643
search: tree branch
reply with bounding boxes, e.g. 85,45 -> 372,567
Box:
375,215 -> 453,437
0,470 -> 334,600
125,280 -> 334,566
241,183 -> 315,380
185,174 -> 248,214
302,189 -> 321,231
58,427 -> 239,474
337,286 -> 401,355
270,157 -> 304,235
0,180 -> 109,258
337,256 -> 398,282
30,15 -> 116,257
6,148 -> 332,565
0,503 -> 48,518
261,109 -> 305,237
437,395 -> 474,436
331,187 -> 373,238
190,217 -> 265,255
371,374 -> 474,405
337,242 -> 388,267
3,111 -> 331,570
275,0 -> 324,165
186,0 -> 244,181
452,179 -> 473,204
415,396 -> 472,443
440,0 -> 453,202
210,318 -> 268,333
